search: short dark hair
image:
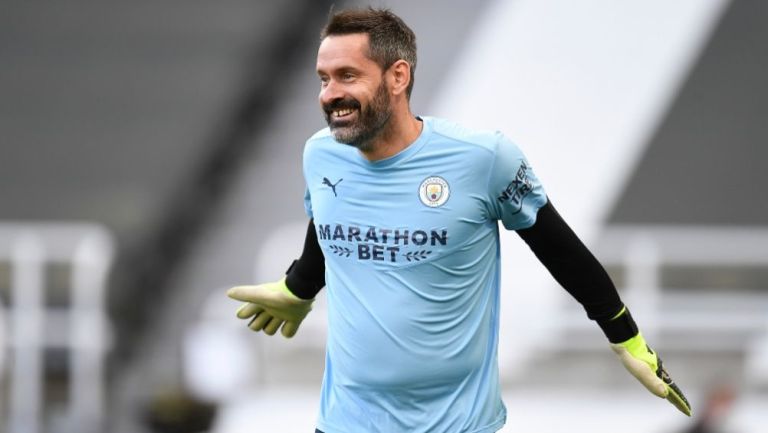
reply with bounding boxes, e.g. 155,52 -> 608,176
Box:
321,8 -> 417,99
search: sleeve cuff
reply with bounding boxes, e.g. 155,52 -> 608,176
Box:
284,260 -> 324,300
597,305 -> 639,344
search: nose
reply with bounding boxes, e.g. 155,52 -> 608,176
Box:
319,79 -> 343,106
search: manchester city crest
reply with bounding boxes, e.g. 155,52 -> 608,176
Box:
418,176 -> 450,207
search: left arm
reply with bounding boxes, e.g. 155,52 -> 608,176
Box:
516,199 -> 692,416
516,199 -> 637,343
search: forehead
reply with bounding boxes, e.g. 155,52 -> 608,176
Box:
316,33 -> 378,72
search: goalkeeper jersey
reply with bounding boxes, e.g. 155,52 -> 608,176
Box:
303,116 -> 547,433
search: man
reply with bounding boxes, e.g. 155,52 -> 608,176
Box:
227,8 -> 691,432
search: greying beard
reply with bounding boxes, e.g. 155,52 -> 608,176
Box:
330,82 -> 392,151
338,111 -> 391,152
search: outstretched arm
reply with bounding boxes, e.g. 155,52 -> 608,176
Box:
516,200 -> 635,341
516,199 -> 692,416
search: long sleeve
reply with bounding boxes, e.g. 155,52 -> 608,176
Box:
516,199 -> 638,343
285,219 -> 326,300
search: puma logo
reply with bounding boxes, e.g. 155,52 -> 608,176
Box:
322,177 -> 343,197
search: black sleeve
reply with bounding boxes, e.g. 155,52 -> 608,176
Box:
284,219 -> 326,300
516,199 -> 638,343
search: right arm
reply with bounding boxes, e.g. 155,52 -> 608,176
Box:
285,219 -> 326,299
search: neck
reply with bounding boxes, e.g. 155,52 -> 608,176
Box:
360,107 -> 423,161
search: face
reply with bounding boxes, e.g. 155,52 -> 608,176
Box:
316,34 -> 392,151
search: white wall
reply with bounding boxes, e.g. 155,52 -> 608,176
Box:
430,0 -> 728,374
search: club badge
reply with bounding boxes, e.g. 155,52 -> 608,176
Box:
419,176 -> 450,207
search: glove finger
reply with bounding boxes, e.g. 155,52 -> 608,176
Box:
281,321 -> 300,338
637,366 -> 667,398
236,302 -> 263,319
657,361 -> 692,416
248,311 -> 272,331
666,383 -> 692,417
612,345 -> 667,397
227,285 -> 270,303
263,317 -> 284,336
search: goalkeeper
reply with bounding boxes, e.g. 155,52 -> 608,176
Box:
227,7 -> 691,433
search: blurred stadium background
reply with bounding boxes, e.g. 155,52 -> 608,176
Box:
1,0 -> 767,432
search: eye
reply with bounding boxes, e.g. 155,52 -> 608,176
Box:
319,75 -> 329,87
341,72 -> 355,81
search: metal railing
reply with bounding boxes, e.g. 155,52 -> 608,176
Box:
0,222 -> 115,433
554,225 -> 768,385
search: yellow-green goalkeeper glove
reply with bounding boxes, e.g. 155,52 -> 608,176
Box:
611,331 -> 692,416
226,278 -> 313,338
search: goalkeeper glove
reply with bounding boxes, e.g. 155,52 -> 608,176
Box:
226,278 -> 313,338
611,331 -> 692,416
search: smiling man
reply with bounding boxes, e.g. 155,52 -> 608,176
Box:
317,17 -> 421,159
227,8 -> 691,432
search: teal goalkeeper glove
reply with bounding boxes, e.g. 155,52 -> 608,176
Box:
611,331 -> 692,416
226,278 -> 313,338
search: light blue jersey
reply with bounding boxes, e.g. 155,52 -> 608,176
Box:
303,116 -> 547,433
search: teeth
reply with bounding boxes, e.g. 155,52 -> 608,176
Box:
333,108 -> 354,117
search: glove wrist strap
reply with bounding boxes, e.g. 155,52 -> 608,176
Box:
598,305 -> 639,344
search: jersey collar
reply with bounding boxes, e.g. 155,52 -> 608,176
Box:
356,116 -> 432,169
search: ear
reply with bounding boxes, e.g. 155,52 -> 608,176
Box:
387,59 -> 411,97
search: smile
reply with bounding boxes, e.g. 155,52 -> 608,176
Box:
332,108 -> 357,120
